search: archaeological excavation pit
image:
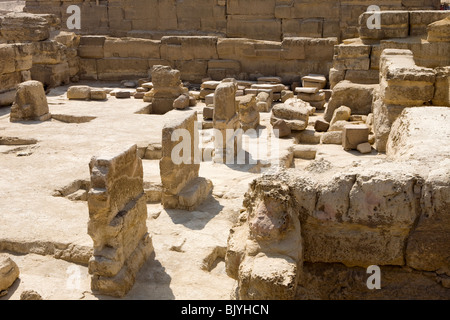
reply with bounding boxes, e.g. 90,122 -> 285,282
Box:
0,0 -> 449,302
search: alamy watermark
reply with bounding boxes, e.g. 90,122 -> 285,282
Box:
66,5 -> 81,30
366,5 -> 381,30
366,265 -> 381,290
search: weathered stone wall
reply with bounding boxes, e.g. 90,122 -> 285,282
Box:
226,159 -> 450,299
78,35 -> 338,83
24,0 -> 440,41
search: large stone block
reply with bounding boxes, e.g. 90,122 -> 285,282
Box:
358,11 -> 409,40
0,12 -> 50,42
227,16 -> 282,41
30,62 -> 70,88
427,16 -> 450,42
324,81 -> 377,122
342,124 -> 369,150
410,10 -> 450,36
97,58 -> 149,80
10,80 -> 50,122
282,18 -> 323,38
161,36 -> 218,60
214,82 -> 238,122
104,38 -> 160,59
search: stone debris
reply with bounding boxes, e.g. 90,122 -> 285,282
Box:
272,119 -> 291,138
0,254 -> 19,294
301,74 -> 327,89
314,118 -> 330,132
20,290 -> 43,300
10,80 -> 51,122
357,142 -> 372,154
255,91 -> 271,112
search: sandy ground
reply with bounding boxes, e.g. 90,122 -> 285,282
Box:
0,81 -> 386,300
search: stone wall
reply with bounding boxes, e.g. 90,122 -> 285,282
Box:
24,0 -> 440,41
78,35 -> 338,83
226,159 -> 450,299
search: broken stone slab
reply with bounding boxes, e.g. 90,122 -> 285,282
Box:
167,177 -> 213,211
357,142 -> 372,154
321,131 -> 342,144
67,85 -> 91,100
250,83 -> 285,93
330,105 -> 352,125
298,91 -> 326,102
133,92 -> 145,99
257,76 -> 282,84
0,254 -> 20,292
342,124 -> 369,150
203,106 -> 214,120
173,94 -> 189,110
115,91 -> 131,99
295,87 -> 319,94
214,82 -> 237,122
314,118 -> 330,132
281,90 -> 294,103
89,89 -> 107,101
0,12 -> 51,42
427,16 -> 450,42
205,93 -> 215,105
141,82 -> 153,89
302,74 -> 327,89
358,10 -> 409,40
201,80 -> 221,90
292,145 -> 317,160
10,80 -> 51,122
237,94 -> 260,131
293,129 -> 322,144
272,119 -> 291,138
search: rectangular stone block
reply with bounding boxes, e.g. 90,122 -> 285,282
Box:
227,16 -> 282,41
104,38 -> 160,59
342,125 -> 369,150
282,18 -> 323,38
358,11 -> 409,40
161,36 -> 218,60
97,58 -> 149,80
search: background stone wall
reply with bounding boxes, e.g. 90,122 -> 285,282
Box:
24,0 -> 440,41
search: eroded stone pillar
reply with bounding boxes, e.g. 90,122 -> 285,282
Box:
87,144 -> 153,297
160,110 -> 212,210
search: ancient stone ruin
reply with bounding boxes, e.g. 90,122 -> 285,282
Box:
0,0 -> 449,302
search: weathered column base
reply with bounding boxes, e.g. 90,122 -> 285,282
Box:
162,177 -> 213,211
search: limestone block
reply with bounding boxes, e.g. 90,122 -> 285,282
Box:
227,0 -> 276,16
271,102 -> 309,123
321,131 -> 342,144
203,106 -> 214,120
97,58 -> 149,80
214,82 -> 237,122
324,81 -> 377,122
281,37 -> 306,60
380,49 -> 435,107
173,94 -> 189,110
281,90 -> 294,103
0,254 -> 19,292
357,142 -> 372,154
237,94 -> 260,131
292,145 -> 316,160
410,11 -> 450,36
344,69 -> 380,84
342,125 -> 369,150
104,38 -> 160,59
432,67 -> 450,106
67,86 -> 91,100
0,12 -> 50,42
90,89 -> 107,101
427,16 -> 450,42
31,40 -> 66,65
227,16 -> 282,41
358,11 -> 409,40
406,164 -> 450,273
30,63 -> 70,88
273,119 -> 291,138
161,36 -> 218,61
79,59 -> 98,80
282,18 -> 323,38
314,118 -> 330,132
330,106 -> 352,125
10,80 -> 50,122
302,74 -> 327,89
298,91 -> 325,102
88,144 -> 153,297
0,45 -> 16,74
201,81 -> 221,90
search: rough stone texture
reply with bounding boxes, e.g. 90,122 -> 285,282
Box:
0,254 -> 20,292
273,119 -> 291,138
256,91 -> 271,112
427,16 -> 450,42
374,49 -> 436,152
10,80 -> 51,122
237,94 -> 260,131
226,175 -> 302,300
67,86 -> 91,100
433,67 -> 450,106
20,290 -> 43,300
342,125 -> 369,150
314,118 -> 330,132
213,81 -> 241,161
160,110 -> 212,210
320,131 -> 342,145
271,100 -> 309,131
324,81 -> 377,123
90,89 -> 107,101
173,94 -> 190,110
148,65 -> 185,114
330,106 -> 352,125
87,144 -> 153,297
0,12 -> 51,42
358,11 -> 410,40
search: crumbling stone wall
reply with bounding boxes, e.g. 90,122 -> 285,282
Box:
24,0 -> 440,41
